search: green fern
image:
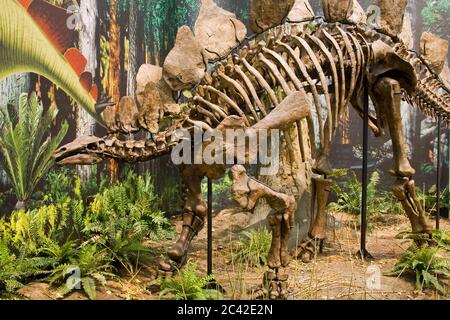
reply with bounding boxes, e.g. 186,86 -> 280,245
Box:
0,241 -> 53,294
47,244 -> 115,300
385,244 -> 449,295
159,261 -> 222,300
84,172 -> 174,272
328,170 -> 405,230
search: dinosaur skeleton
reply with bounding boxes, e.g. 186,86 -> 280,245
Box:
2,0 -> 449,299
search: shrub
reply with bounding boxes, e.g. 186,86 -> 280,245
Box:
0,169 -> 175,297
0,240 -> 53,295
328,170 -> 405,229
201,171 -> 233,209
0,93 -> 68,209
159,261 -> 223,300
47,244 -> 115,300
385,244 -> 449,295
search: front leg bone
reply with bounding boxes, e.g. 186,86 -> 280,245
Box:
392,178 -> 433,234
267,213 -> 282,269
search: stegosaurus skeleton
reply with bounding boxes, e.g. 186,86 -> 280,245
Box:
2,0 -> 448,299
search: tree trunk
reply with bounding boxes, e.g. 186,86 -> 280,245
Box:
76,0 -> 98,182
106,0 -> 121,182
127,0 -> 138,97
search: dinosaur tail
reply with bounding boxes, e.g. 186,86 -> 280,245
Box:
0,0 -> 104,126
395,44 -> 450,125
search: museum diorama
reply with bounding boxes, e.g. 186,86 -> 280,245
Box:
0,0 -> 449,300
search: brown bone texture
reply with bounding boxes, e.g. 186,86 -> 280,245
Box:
194,0 -> 247,61
230,165 -> 296,271
163,26 -> 206,91
373,0 -> 408,37
250,0 -> 295,33
420,32 -> 449,75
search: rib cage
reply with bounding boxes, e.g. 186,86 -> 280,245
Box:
188,21 -> 450,162
191,23 -> 367,158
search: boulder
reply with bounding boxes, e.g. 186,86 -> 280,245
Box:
116,96 -> 139,133
136,64 -> 162,107
163,26 -> 206,91
373,0 -> 408,37
250,0 -> 295,33
420,32 -> 449,75
194,0 -> 247,61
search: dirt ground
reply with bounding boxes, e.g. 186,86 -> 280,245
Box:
16,208 -> 450,300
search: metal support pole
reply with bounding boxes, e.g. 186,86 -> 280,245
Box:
359,88 -> 373,259
207,177 -> 213,275
436,116 -> 441,230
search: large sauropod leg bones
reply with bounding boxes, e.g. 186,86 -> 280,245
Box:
230,165 -> 296,299
371,76 -> 432,235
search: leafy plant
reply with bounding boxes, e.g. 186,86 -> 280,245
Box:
328,170 -> 404,228
159,261 -> 222,300
201,171 -> 233,209
84,171 -> 174,272
432,229 -> 450,251
385,244 -> 449,295
0,93 -> 68,209
0,241 -> 53,295
232,229 -> 272,267
47,244 -> 115,300
422,0 -> 450,41
396,229 -> 450,252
